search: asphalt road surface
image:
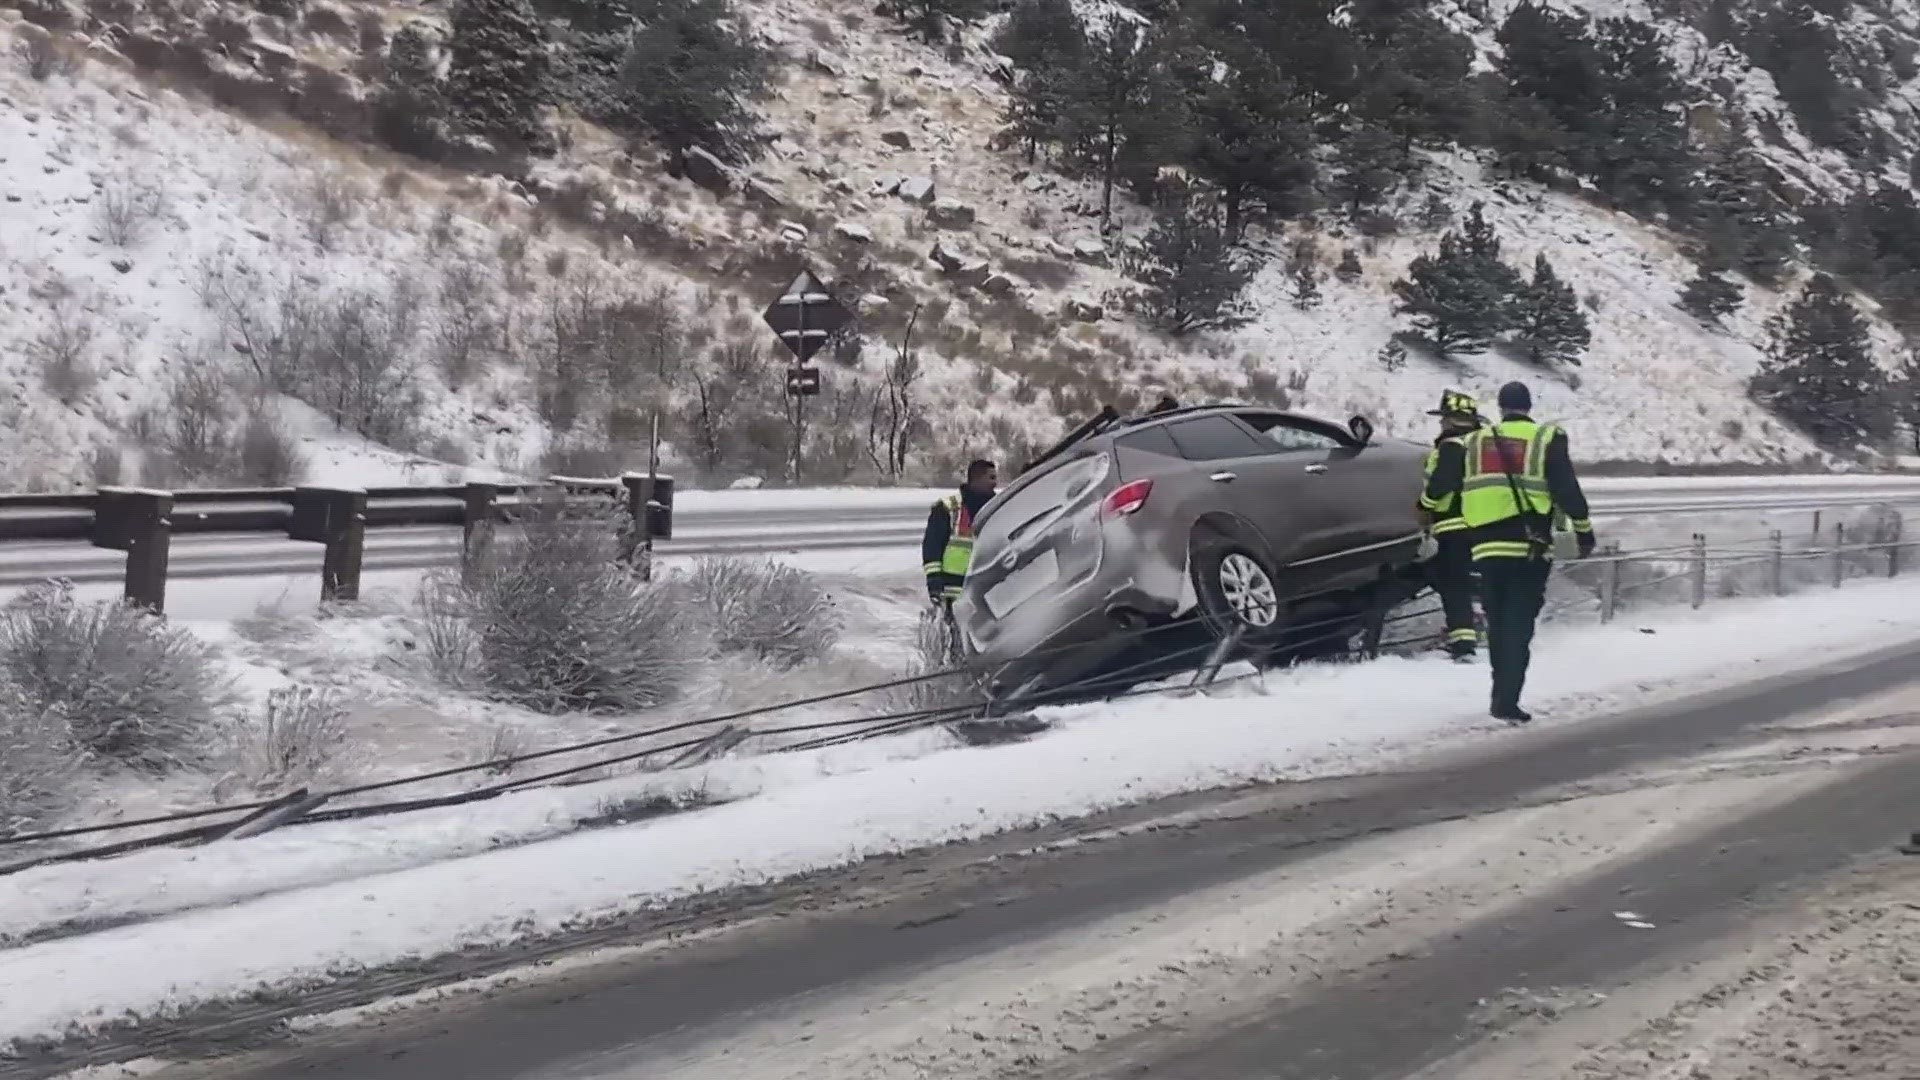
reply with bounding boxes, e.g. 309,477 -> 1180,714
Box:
69,643 -> 1919,1080
7,475 -> 1920,586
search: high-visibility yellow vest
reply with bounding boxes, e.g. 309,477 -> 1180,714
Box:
1459,419 -> 1560,528
938,494 -> 974,578
1422,436 -> 1472,535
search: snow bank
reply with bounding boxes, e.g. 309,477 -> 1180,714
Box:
6,575 -> 1920,1048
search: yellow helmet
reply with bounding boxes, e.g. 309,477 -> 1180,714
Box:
1427,390 -> 1478,420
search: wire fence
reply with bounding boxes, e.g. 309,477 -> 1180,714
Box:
2,506 -> 1911,874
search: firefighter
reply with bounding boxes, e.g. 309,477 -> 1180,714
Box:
922,458 -> 998,606
1417,390 -> 1486,661
1423,382 -> 1595,723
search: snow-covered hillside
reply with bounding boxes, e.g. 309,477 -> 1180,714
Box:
3,0 -> 1918,491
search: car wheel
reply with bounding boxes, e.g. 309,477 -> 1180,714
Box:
1191,538 -> 1283,639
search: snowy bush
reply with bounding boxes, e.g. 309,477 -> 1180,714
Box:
413,574 -> 479,685
0,581 -> 232,772
453,498 -> 691,713
225,684 -> 350,791
0,681 -> 81,839
682,557 -> 839,667
882,610 -> 983,716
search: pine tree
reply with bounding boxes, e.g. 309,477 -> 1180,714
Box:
992,0 -> 1086,70
1330,125 -> 1413,215
1590,17 -> 1695,212
1679,260 -> 1744,327
1182,53 -> 1316,235
1898,352 -> 1920,454
615,0 -> 768,162
882,0 -> 990,43
444,0 -> 551,150
1061,17 -> 1165,233
373,22 -> 446,156
1125,180 -> 1260,335
1749,274 -> 1891,450
1513,253 -> 1591,365
999,63 -> 1076,163
1391,232 -> 1512,357
1345,1 -> 1475,149
1460,201 -> 1525,301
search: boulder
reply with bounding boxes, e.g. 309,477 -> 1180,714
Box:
1072,238 -> 1108,264
980,272 -> 1016,296
681,146 -> 737,193
743,177 -> 785,207
1064,298 -> 1104,322
929,239 -> 969,273
897,176 -> 937,204
110,258 -> 133,274
834,222 -> 874,243
953,260 -> 992,288
808,50 -> 844,77
881,130 -> 913,150
869,174 -> 904,197
779,221 -> 810,244
927,198 -> 975,228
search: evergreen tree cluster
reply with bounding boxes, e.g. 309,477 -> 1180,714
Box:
1390,202 -> 1590,365
367,0 -> 769,164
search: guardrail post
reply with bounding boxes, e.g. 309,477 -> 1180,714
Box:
1599,542 -> 1621,624
1769,530 -> 1784,596
462,482 -> 498,584
620,473 -> 674,578
1832,522 -> 1845,589
1689,533 -> 1706,609
290,487 -> 367,602
1890,515 -> 1904,579
93,487 -> 172,614
1812,509 -> 1821,540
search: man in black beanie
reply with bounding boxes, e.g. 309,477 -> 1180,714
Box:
1421,380 -> 1595,722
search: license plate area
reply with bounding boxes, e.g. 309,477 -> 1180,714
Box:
983,549 -> 1060,619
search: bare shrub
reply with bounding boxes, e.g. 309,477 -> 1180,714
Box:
236,401 -> 306,484
682,558 -> 839,668
292,282 -> 424,447
0,581 -> 232,772
413,574 -> 477,685
302,172 -> 359,249
163,351 -> 233,478
0,681 -> 81,839
882,611 -> 982,716
477,722 -> 526,775
88,442 -> 124,486
226,684 -> 349,790
453,498 -> 693,713
433,257 -> 499,387
686,339 -> 789,479
32,299 -> 97,405
94,176 -> 166,247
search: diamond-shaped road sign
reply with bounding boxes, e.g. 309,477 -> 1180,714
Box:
763,268 -> 853,364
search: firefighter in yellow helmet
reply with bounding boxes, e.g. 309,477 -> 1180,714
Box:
921,459 -> 998,658
1416,390 -> 1486,662
1422,382 -> 1595,723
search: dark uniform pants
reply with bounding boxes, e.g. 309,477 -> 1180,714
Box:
1428,531 -> 1478,655
1476,556 -> 1551,709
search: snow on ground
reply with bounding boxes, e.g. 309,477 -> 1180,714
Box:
6,572 -> 1920,1049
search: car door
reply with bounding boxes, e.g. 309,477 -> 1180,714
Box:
1226,411 -> 1354,563
1158,413 -> 1322,568
1241,412 -> 1424,562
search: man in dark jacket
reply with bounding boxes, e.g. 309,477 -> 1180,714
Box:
922,459 -> 998,606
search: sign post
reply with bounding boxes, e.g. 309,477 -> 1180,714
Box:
763,267 -> 851,483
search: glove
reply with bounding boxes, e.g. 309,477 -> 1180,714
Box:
927,576 -> 944,604
1576,531 -> 1597,559
1416,533 -> 1438,561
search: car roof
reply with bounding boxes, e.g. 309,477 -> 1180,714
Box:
1101,403 -> 1340,439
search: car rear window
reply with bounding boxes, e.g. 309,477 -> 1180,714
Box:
1164,416 -> 1269,461
975,453 -> 1110,544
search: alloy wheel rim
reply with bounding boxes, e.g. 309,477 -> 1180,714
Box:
1218,553 -> 1279,627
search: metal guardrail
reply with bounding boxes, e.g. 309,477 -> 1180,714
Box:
0,475 -> 674,614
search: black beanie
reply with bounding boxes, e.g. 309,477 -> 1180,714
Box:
1497,381 -> 1532,413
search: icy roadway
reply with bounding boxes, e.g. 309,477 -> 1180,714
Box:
80,643 -> 1920,1080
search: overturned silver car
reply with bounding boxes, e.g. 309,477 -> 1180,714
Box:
952,403 -> 1431,703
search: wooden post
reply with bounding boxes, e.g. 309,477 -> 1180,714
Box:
1889,515 -> 1904,579
93,487 -> 173,614
1832,522 -> 1846,589
1689,533 -> 1707,609
1812,509 -> 1822,540
619,473 -> 675,574
462,482 -> 498,584
291,487 -> 367,602
1770,530 -> 1784,597
1600,542 -> 1621,624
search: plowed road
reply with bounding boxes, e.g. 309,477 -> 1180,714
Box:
4,475 -> 1919,586
46,643 -> 1920,1080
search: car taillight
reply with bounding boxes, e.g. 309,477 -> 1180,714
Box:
1101,478 -> 1153,518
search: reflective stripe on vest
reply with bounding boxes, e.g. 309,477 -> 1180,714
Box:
1459,420 -> 1559,528
939,495 -> 974,577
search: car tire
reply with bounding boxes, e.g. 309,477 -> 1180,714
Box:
1190,536 -> 1284,644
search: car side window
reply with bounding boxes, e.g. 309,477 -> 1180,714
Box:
1114,426 -> 1181,458
1163,416 -> 1270,461
1237,413 -> 1347,453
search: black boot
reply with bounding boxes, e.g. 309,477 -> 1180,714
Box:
1490,700 -> 1532,724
